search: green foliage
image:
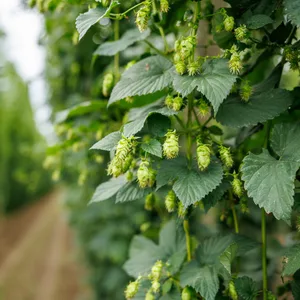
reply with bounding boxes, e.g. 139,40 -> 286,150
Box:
282,244 -> 300,276
36,0 -> 300,298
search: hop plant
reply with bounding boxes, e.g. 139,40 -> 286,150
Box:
180,36 -> 196,59
232,172 -> 243,198
198,99 -> 210,117
152,280 -> 161,293
228,281 -> 238,300
234,25 -> 249,43
124,279 -> 140,299
137,161 -> 156,188
172,96 -> 183,111
284,47 -> 300,71
101,0 -> 110,7
181,286 -> 195,300
163,130 -> 179,159
175,60 -> 187,75
187,60 -> 201,76
125,60 -> 136,70
165,94 -> 173,108
115,136 -> 136,160
196,142 -> 211,171
160,0 -> 169,13
229,53 -> 243,75
145,193 -> 155,211
107,158 -> 123,177
151,260 -> 164,281
136,0 -> 151,32
219,145 -> 233,169
224,16 -> 235,32
165,190 -> 176,212
145,290 -> 155,300
178,201 -> 187,219
102,73 -> 114,97
240,80 -> 253,102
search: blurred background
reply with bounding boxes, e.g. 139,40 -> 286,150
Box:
0,1 -> 151,299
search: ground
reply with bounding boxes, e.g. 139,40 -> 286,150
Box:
0,190 -> 91,300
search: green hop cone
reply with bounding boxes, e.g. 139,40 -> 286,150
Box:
172,96 -> 183,111
219,145 -> 233,169
148,168 -> 157,188
125,60 -> 136,70
165,94 -> 174,108
224,16 -> 235,32
102,73 -> 114,97
163,130 -> 179,159
165,190 -> 176,212
152,280 -> 161,293
198,99 -> 210,117
151,260 -> 164,281
187,60 -> 201,76
178,201 -> 187,219
101,0 -> 110,7
234,25 -> 249,43
180,35 -> 196,59
126,171 -> 133,182
231,172 -> 243,197
228,281 -> 238,300
137,161 -> 150,188
145,193 -> 155,211
122,154 -> 134,173
136,0 -> 151,32
160,0 -> 169,13
124,280 -> 140,299
175,60 -> 187,75
181,286 -> 196,300
267,292 -> 276,300
196,142 -> 211,171
107,158 -> 123,177
145,290 -> 155,300
28,0 -> 36,8
240,80 -> 253,102
229,52 -> 243,75
115,136 -> 136,161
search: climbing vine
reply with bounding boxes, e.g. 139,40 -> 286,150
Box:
32,0 -> 300,299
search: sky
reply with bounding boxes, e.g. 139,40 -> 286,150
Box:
0,0 -> 53,139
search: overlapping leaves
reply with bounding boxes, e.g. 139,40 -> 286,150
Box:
124,220 -> 186,278
242,123 -> 300,220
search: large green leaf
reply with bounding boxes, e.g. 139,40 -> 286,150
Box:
180,264 -> 219,300
156,157 -> 188,190
124,220 -> 186,278
90,176 -> 127,203
270,123 -> 300,162
241,150 -> 299,220
234,276 -> 259,300
246,14 -> 273,29
94,28 -> 150,56
173,162 -> 223,207
292,278 -> 300,299
141,139 -> 162,158
116,181 -> 151,203
216,89 -> 293,128
282,244 -> 300,276
76,1 -> 119,40
55,101 -> 106,123
180,234 -> 256,300
123,101 -> 176,137
90,131 -> 122,151
109,56 -> 174,105
173,59 -> 237,113
284,0 -> 300,25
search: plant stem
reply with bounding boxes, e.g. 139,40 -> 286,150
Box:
192,107 -> 201,127
202,115 -> 213,127
110,2 -> 145,17
183,219 -> 192,261
114,9 -> 120,81
143,40 -> 169,59
187,95 -> 193,165
229,190 -> 239,234
261,209 -> 268,299
174,115 -> 186,130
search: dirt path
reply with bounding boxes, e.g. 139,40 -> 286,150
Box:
0,190 -> 91,300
